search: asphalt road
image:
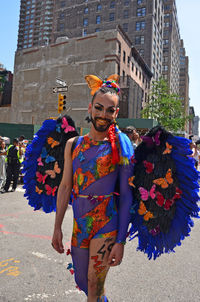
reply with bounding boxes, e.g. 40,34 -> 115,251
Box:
0,187 -> 200,302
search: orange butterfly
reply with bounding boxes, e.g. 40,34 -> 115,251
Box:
128,176 -> 135,188
138,201 -> 154,221
85,74 -> 119,95
35,186 -> 43,195
47,137 -> 60,148
153,168 -> 173,189
45,161 -> 61,179
163,142 -> 172,155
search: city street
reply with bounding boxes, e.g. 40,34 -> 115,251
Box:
0,187 -> 200,302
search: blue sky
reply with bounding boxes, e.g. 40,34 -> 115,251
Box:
0,0 -> 199,117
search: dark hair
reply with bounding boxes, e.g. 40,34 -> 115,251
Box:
91,86 -> 120,104
13,138 -> 19,144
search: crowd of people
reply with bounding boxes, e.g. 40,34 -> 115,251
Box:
0,135 -> 27,193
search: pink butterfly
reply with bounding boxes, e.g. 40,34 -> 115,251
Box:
36,172 -> 48,184
45,184 -> 58,196
37,157 -> 44,166
142,130 -> 161,147
61,117 -> 75,133
138,185 -> 156,201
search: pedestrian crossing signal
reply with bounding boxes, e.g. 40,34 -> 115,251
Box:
58,93 -> 66,113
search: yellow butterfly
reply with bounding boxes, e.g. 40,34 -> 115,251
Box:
35,186 -> 43,195
85,74 -> 119,95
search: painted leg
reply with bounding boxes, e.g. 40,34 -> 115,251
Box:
87,236 -> 116,302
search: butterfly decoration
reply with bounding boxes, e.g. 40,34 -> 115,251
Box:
36,172 -> 48,184
143,160 -> 154,174
142,130 -> 161,147
45,161 -> 61,179
61,117 -> 75,133
45,184 -> 58,196
67,263 -> 73,270
138,201 -> 154,221
155,189 -> 181,211
41,147 -> 48,159
45,155 -> 55,164
56,123 -> 61,133
88,194 -> 97,205
163,142 -> 173,155
153,168 -> 173,189
78,151 -> 85,162
138,184 -> 156,201
35,186 -> 43,195
47,137 -> 60,148
66,249 -> 71,256
128,176 -> 136,188
149,225 -> 161,236
37,157 -> 44,166
85,74 -> 119,96
130,154 -> 137,164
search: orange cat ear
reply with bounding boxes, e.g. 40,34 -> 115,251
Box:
85,75 -> 103,95
107,74 -> 120,83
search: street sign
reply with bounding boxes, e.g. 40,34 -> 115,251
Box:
53,86 -> 68,93
55,78 -> 67,87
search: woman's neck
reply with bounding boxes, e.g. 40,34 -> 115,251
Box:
88,127 -> 109,141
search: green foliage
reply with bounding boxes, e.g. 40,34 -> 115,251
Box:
141,78 -> 190,132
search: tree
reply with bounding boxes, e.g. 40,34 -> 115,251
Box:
141,78 -> 189,132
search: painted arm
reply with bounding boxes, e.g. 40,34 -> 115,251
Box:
52,137 -> 74,253
116,162 -> 134,244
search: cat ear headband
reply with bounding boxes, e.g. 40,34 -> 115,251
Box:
85,74 -> 120,95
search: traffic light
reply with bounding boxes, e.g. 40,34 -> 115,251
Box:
58,93 -> 66,113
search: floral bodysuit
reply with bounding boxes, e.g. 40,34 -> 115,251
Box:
71,135 -> 133,249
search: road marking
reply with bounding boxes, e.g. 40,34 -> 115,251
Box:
0,258 -> 21,277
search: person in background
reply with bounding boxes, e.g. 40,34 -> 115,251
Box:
124,126 -> 140,150
190,142 -> 199,169
0,140 -> 7,190
1,138 -> 23,193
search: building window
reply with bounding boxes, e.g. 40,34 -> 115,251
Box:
164,22 -> 170,27
135,35 -> 144,45
84,7 -> 89,14
83,29 -> 87,36
124,0 -> 129,5
122,70 -> 125,80
83,18 -> 88,26
135,67 -> 138,76
96,15 -> 101,24
122,23 -> 128,32
137,0 -> 145,4
124,10 -> 129,18
123,50 -> 126,63
136,21 -> 145,30
95,28 -> 100,32
131,62 -> 134,71
110,1 -> 115,9
97,4 -> 102,11
59,12 -> 65,19
109,12 -> 115,21
163,65 -> 168,71
127,56 -> 130,66
60,1 -> 65,8
137,7 -> 146,16
163,39 -> 169,45
58,23 -> 64,31
139,49 -> 144,56
118,42 -> 121,54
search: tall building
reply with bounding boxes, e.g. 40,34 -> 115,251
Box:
17,0 -> 164,80
179,39 -> 189,117
53,0 -> 164,80
162,0 -> 180,94
17,0 -> 54,50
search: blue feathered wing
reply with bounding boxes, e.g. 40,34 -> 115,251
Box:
23,115 -> 78,213
128,126 -> 200,259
